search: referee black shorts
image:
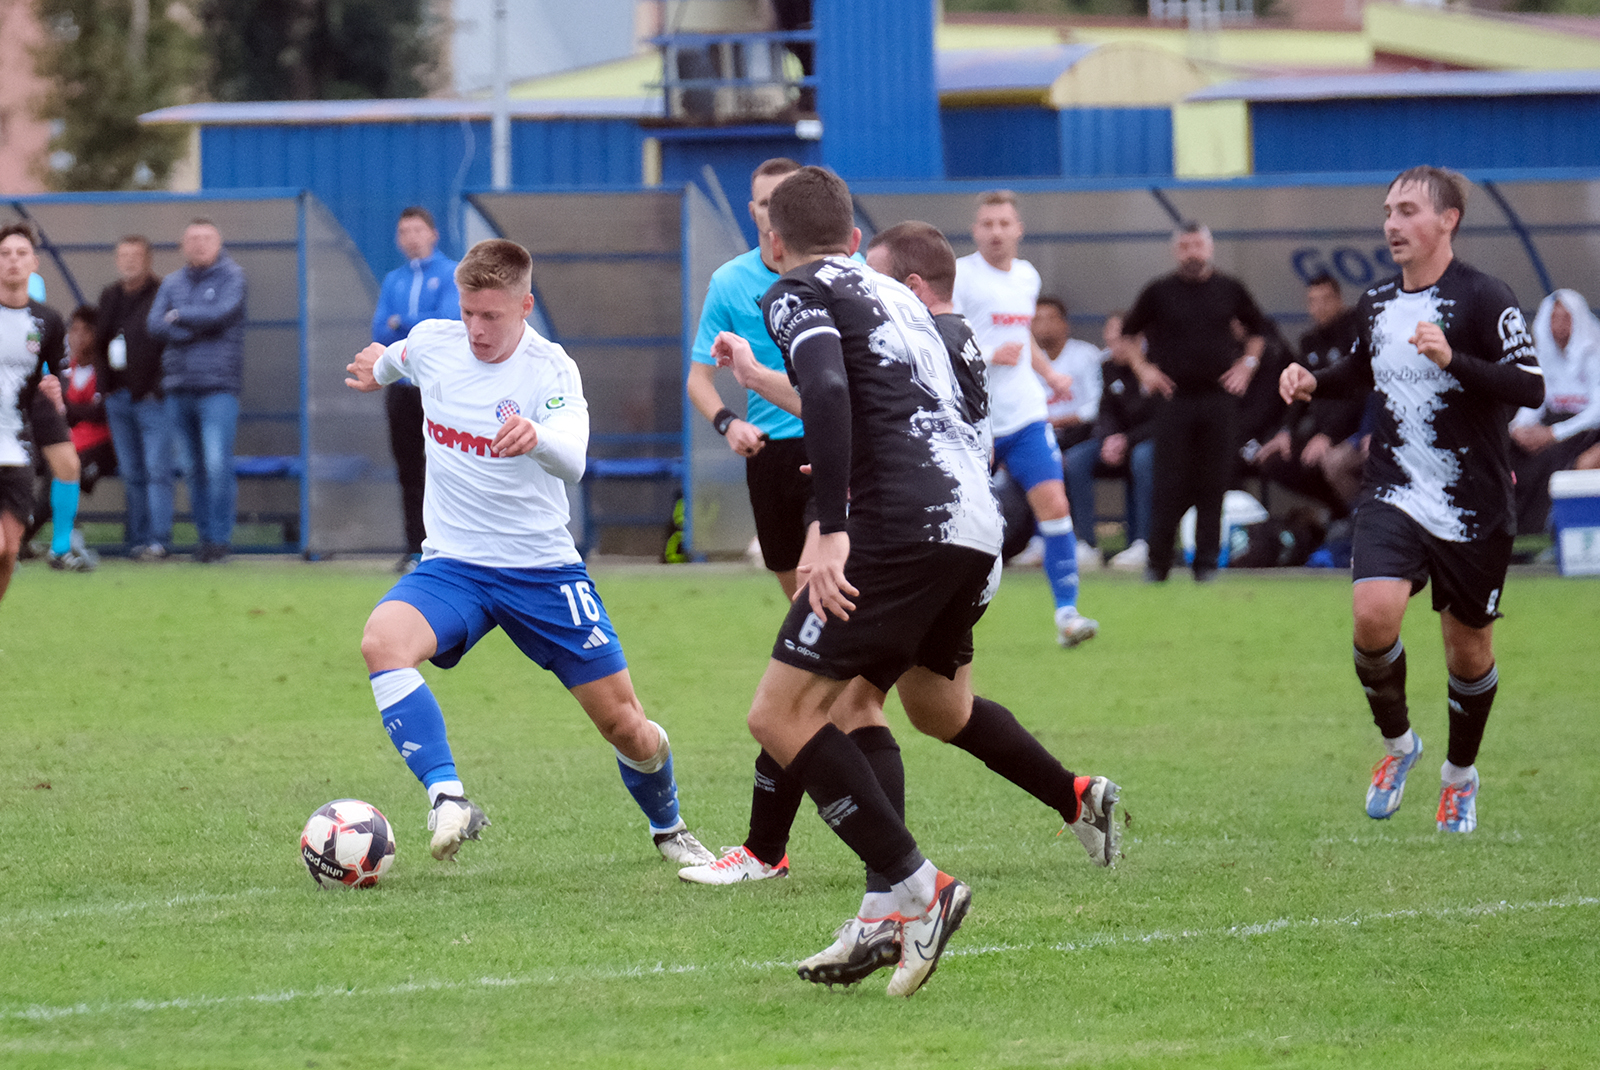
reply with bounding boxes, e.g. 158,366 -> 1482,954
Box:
1352,499 -> 1513,630
771,540 -> 996,693
0,465 -> 34,525
746,435 -> 812,573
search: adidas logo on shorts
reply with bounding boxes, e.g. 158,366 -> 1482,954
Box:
581,626 -> 610,650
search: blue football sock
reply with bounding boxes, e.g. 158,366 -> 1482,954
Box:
371,668 -> 458,790
49,479 -> 80,555
1039,515 -> 1080,612
616,720 -> 682,834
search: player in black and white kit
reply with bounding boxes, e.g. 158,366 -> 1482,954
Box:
691,222 -> 1121,921
728,169 -> 1000,997
0,223 -> 74,602
1281,166 -> 1544,834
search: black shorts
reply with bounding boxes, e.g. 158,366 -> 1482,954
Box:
1352,499 -> 1513,630
30,395 -> 71,449
772,541 -> 996,693
0,465 -> 33,525
746,435 -> 812,573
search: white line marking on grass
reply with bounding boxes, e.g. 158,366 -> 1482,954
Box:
946,895 -> 1600,959
7,895 -> 1595,1022
1,887 -> 281,927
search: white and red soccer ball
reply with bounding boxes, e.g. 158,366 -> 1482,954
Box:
300,799 -> 396,889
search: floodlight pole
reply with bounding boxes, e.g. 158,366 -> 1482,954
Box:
491,0 -> 510,190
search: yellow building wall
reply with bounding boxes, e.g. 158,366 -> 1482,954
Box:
1364,3 -> 1600,70
1173,99 -> 1252,178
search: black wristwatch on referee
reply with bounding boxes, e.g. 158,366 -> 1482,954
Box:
712,407 -> 739,436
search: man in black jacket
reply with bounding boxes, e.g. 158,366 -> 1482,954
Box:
97,235 -> 172,559
1120,222 -> 1269,581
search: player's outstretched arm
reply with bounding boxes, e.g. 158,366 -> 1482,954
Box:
345,342 -> 386,392
1279,362 -> 1316,404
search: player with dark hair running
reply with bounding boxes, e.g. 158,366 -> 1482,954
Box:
344,238 -> 716,869
685,221 -> 1120,908
711,169 -> 1116,997
1281,166 -> 1544,833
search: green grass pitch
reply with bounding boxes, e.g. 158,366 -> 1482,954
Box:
2,559 -> 1597,1068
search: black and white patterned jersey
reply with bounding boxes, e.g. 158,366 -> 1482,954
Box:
933,311 -> 990,435
761,256 -> 1001,554
1316,259 -> 1544,542
0,301 -> 65,467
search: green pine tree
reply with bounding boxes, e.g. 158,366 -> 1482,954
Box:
31,0 -> 202,191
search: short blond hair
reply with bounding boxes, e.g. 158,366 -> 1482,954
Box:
976,189 -> 1018,212
456,239 -> 532,293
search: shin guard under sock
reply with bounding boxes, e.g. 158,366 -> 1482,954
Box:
1446,664 -> 1497,769
615,720 -> 682,834
1353,639 -> 1409,740
372,668 -> 458,789
789,724 -> 922,885
1038,515 -> 1080,612
745,748 -> 805,867
849,725 -> 904,893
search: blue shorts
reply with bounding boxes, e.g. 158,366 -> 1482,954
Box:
993,421 -> 1064,492
379,557 -> 629,688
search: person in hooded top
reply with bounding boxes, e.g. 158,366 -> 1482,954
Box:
1510,288 -> 1600,534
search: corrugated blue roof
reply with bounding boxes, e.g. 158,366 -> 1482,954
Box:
1189,69 -> 1600,103
142,97 -> 663,125
937,45 -> 1097,94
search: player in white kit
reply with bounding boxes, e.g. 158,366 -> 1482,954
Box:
953,191 -> 1097,647
345,239 -> 716,867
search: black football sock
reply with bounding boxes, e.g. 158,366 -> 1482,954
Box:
788,723 -> 924,885
744,749 -> 804,868
1353,639 -> 1410,740
1446,664 -> 1497,769
849,725 -> 904,893
949,696 -> 1080,824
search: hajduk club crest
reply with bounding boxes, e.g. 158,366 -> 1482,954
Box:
495,399 -> 521,423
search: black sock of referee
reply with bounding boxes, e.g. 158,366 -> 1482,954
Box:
1353,639 -> 1410,741
744,749 -> 805,868
1446,664 -> 1498,770
849,725 -> 904,893
949,696 -> 1080,825
789,724 -> 924,885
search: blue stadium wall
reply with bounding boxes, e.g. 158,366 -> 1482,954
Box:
199,119 -> 644,276
942,107 -> 1173,179
1252,95 -> 1600,174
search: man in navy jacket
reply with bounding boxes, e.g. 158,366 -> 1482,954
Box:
147,219 -> 247,563
371,207 -> 459,572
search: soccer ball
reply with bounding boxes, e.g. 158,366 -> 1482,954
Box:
300,799 -> 396,889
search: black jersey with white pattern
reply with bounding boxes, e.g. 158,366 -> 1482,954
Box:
933,312 -> 989,430
760,257 -> 1001,554
1316,259 -> 1544,542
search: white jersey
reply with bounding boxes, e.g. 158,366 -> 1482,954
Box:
375,318 -> 588,568
1042,337 -> 1104,426
953,252 -> 1049,437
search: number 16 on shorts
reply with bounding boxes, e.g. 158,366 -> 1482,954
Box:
559,581 -> 600,625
